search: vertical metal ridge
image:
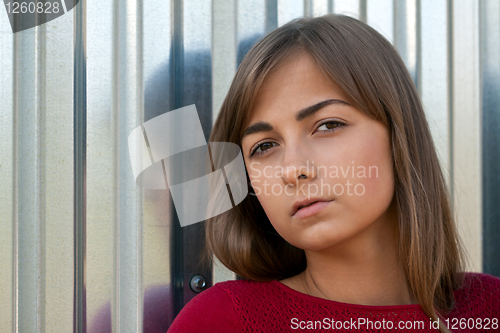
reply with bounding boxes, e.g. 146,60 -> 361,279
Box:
481,0 -> 500,277
447,0 -> 454,204
212,0 -> 237,117
112,0 -> 121,330
32,26 -> 43,332
36,26 -> 43,332
179,0 -> 213,306
304,0 -> 312,17
115,0 -> 144,329
233,0 -> 238,62
450,0 -> 482,272
266,0 -> 278,33
413,0 -> 420,88
37,23 -> 46,333
420,0 -> 451,182
392,0 -> 397,39
394,0 -> 418,84
414,0 -> 421,91
12,27 -> 20,333
73,0 -> 87,331
171,0 -> 184,318
136,1 -> 144,331
359,0 -> 367,22
115,0 -> 122,329
212,0 -> 238,284
14,21 -> 44,332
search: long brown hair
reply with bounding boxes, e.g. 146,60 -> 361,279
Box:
205,14 -> 465,332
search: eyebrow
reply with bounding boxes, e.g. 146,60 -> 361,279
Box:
240,99 -> 349,140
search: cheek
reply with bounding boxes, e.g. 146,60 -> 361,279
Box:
311,123 -> 394,215
340,127 -> 394,214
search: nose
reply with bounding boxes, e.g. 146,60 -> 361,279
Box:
280,149 -> 317,187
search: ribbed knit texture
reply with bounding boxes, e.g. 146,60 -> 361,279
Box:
167,272 -> 500,332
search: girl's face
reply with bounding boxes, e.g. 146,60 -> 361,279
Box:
241,53 -> 397,251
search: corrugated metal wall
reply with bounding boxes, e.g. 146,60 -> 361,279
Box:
0,0 -> 498,332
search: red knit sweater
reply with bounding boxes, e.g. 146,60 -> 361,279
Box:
167,272 -> 500,332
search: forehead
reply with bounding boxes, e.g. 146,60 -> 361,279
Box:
247,53 -> 349,124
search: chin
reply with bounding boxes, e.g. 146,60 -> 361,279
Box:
295,224 -> 362,251
292,235 -> 343,252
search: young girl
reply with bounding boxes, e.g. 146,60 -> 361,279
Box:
168,14 -> 500,333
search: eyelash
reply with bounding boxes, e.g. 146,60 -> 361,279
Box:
249,120 -> 346,157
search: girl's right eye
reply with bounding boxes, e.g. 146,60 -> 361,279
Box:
250,141 -> 278,157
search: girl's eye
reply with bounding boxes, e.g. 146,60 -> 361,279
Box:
249,121 -> 345,157
316,120 -> 345,133
250,141 -> 278,157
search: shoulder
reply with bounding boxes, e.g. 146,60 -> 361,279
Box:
458,272 -> 500,295
450,272 -> 500,318
215,278 -> 276,295
167,281 -> 245,333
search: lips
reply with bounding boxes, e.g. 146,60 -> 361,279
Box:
291,197 -> 333,216
299,202 -> 316,209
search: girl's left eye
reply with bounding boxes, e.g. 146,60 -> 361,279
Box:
315,120 -> 345,133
